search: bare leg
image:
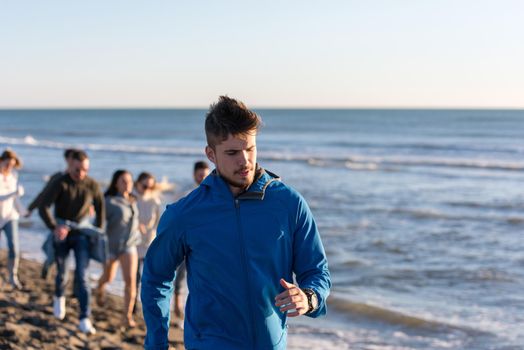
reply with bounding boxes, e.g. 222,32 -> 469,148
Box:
96,258 -> 119,306
119,249 -> 138,327
173,262 -> 186,319
174,293 -> 184,319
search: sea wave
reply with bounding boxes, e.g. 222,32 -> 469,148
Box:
445,200 -> 524,210
301,155 -> 524,173
366,207 -> 524,224
0,135 -> 204,157
328,140 -> 524,155
327,295 -> 489,336
2,135 -> 524,172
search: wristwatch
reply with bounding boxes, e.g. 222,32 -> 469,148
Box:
301,288 -> 318,314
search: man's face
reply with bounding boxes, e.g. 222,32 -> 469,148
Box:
206,131 -> 257,195
66,155 -> 75,172
70,159 -> 89,182
193,167 -> 210,186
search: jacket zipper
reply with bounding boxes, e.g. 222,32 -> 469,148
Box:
235,198 -> 257,349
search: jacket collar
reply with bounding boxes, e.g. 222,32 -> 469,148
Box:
202,164 -> 280,200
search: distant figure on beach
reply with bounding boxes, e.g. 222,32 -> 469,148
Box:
133,172 -> 161,314
96,170 -> 141,328
172,160 -> 210,320
26,148 -> 77,279
0,149 -> 27,289
38,150 -> 105,335
141,96 -> 331,349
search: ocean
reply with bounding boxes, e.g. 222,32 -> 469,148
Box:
1,109 -> 523,349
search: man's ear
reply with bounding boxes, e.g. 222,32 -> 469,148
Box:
205,146 -> 216,164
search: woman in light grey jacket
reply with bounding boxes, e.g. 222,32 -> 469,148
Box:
96,169 -> 140,327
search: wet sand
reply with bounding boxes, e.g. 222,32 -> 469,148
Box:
0,250 -> 183,350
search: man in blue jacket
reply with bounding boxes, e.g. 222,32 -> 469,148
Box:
141,96 -> 331,350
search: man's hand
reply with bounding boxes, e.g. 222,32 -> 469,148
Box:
274,278 -> 308,317
54,225 -> 70,241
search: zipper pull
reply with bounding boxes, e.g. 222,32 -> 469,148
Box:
235,199 -> 239,208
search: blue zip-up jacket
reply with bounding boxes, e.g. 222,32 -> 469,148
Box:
141,168 -> 331,350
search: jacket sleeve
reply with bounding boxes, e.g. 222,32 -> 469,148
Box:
0,191 -> 17,201
151,199 -> 161,231
141,204 -> 186,350
104,197 -> 114,233
92,182 -> 105,230
27,172 -> 62,212
292,193 -> 331,318
28,188 -> 45,212
38,178 -> 63,230
14,196 -> 28,217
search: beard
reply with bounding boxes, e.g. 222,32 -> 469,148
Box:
218,167 -> 254,191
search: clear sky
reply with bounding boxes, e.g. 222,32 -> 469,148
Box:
1,1 -> 523,108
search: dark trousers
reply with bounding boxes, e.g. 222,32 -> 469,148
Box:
54,232 -> 91,319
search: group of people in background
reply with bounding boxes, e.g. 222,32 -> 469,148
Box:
2,96 -> 331,349
0,146 -> 209,335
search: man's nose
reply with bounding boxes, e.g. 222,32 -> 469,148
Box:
238,151 -> 249,165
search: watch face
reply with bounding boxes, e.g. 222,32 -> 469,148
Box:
310,291 -> 318,310
303,288 -> 318,313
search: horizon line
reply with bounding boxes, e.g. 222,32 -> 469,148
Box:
1,105 -> 524,111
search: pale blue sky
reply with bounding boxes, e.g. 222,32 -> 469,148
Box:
1,1 -> 523,108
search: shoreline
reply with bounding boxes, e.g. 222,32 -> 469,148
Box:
0,249 -> 183,349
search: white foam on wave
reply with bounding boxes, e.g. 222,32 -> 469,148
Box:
24,135 -> 38,145
345,161 -> 379,170
364,207 -> 524,225
288,325 -> 352,350
0,134 -> 203,157
2,134 -> 524,173
287,323 -> 473,350
382,156 -> 524,171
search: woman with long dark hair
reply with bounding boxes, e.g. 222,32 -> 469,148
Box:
96,169 -> 141,327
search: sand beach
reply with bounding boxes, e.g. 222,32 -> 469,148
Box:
0,250 -> 183,350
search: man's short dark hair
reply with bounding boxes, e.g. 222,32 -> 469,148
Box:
71,150 -> 88,162
205,96 -> 262,148
64,148 -> 76,159
194,160 -> 209,173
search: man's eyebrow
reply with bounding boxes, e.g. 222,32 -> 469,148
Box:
224,145 -> 256,152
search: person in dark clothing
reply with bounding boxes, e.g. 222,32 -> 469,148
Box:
38,150 -> 104,335
26,148 -> 77,279
26,148 -> 77,217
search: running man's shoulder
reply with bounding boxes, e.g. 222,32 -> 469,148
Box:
265,177 -> 307,204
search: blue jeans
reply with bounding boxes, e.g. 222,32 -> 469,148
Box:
1,220 -> 19,260
54,231 -> 91,319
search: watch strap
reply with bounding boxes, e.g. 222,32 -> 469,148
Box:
301,288 -> 318,314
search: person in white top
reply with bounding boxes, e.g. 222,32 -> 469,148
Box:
134,172 -> 161,313
0,149 -> 27,289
